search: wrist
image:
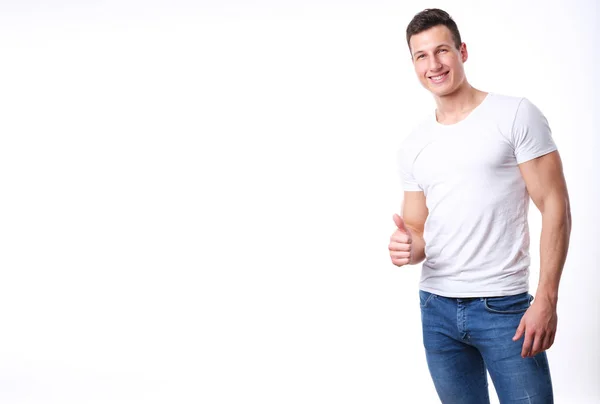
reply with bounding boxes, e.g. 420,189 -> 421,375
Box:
535,287 -> 559,306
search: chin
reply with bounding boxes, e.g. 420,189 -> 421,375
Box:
429,85 -> 458,97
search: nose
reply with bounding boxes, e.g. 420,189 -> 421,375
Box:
429,55 -> 442,71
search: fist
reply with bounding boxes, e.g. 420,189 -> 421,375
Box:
389,213 -> 413,267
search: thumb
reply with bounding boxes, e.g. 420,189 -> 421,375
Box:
393,213 -> 408,232
513,319 -> 525,341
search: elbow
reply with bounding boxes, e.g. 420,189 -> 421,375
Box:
540,193 -> 571,231
557,192 -> 572,236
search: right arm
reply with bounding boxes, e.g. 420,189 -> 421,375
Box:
389,191 -> 428,266
403,190 -> 428,264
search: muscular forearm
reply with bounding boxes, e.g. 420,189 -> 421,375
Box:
407,227 -> 426,265
536,197 -> 572,305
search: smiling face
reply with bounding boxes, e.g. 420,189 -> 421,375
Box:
409,25 -> 468,97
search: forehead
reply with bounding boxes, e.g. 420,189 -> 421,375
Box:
410,25 -> 455,54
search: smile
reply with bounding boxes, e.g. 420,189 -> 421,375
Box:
429,71 -> 449,83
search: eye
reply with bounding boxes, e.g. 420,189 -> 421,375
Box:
438,49 -> 448,53
417,54 -> 425,60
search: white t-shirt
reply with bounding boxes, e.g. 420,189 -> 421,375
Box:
397,92 -> 557,298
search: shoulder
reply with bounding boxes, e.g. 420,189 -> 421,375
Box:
486,92 -> 544,118
485,92 -> 527,113
397,121 -> 432,171
398,116 -> 434,155
481,93 -> 549,136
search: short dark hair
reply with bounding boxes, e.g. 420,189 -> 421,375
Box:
406,9 -> 462,52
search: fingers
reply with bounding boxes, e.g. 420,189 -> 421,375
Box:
548,331 -> 556,348
389,247 -> 410,266
513,320 -> 525,342
393,214 -> 413,240
529,332 -> 545,357
391,257 -> 410,266
522,333 -> 554,358
521,329 -> 534,358
388,241 -> 411,252
389,236 -> 412,266
531,332 -> 554,357
390,234 -> 411,244
543,332 -> 554,352
390,251 -> 410,259
393,213 -> 407,231
515,320 -> 556,358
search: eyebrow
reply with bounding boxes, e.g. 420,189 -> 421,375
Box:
412,44 -> 452,57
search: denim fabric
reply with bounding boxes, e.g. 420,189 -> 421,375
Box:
419,290 -> 554,403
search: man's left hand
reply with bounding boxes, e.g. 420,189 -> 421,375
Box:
512,295 -> 558,358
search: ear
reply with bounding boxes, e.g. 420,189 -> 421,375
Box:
460,43 -> 469,63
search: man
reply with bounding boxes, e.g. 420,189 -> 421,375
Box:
389,8 -> 571,404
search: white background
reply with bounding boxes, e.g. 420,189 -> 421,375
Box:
0,0 -> 598,403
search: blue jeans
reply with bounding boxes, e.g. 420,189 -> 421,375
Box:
419,290 -> 554,403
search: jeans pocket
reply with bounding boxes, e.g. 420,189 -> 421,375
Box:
483,292 -> 533,314
419,290 -> 436,308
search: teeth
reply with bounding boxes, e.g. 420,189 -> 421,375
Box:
431,73 -> 447,81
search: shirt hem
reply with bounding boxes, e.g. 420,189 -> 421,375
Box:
516,146 -> 557,165
418,285 -> 530,298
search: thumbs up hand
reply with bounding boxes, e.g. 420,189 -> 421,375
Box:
389,213 -> 413,267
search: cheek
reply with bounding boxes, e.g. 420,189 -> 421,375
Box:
449,63 -> 464,77
415,64 -> 428,78
446,57 -> 462,70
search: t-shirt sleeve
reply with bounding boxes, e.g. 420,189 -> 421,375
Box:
397,147 -> 422,191
511,98 -> 558,164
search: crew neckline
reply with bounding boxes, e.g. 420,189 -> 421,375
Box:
433,92 -> 492,128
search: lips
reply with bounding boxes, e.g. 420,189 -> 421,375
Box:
429,71 -> 449,83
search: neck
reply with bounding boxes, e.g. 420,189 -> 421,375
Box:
434,83 -> 484,118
